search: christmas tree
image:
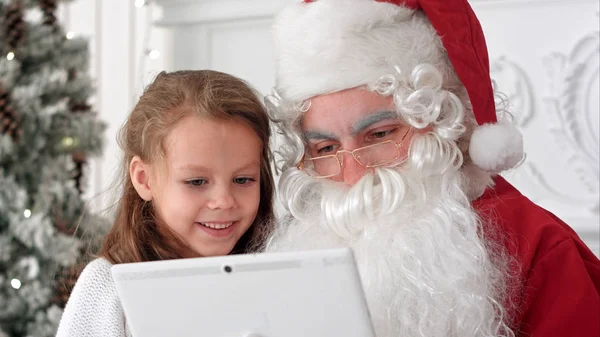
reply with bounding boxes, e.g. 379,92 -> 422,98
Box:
0,0 -> 109,335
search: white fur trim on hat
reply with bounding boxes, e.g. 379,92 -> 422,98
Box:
273,0 -> 457,103
468,121 -> 524,173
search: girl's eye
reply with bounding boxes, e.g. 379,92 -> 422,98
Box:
234,177 -> 256,185
186,179 -> 207,186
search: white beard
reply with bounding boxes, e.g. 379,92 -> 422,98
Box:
265,167 -> 513,337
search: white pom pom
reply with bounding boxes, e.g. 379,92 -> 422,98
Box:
468,121 -> 524,173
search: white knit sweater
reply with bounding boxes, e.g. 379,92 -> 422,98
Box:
56,258 -> 132,337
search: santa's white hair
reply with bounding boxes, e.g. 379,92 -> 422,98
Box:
264,64 -> 518,337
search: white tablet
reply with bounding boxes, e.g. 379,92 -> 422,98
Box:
111,247 -> 375,337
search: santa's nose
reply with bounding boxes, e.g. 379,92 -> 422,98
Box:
340,153 -> 368,185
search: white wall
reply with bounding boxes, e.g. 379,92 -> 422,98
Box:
58,0 -> 170,213
61,0 -> 600,256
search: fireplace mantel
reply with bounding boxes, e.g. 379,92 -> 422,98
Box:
153,0 -> 290,26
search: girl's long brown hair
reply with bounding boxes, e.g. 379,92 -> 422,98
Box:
100,70 -> 274,264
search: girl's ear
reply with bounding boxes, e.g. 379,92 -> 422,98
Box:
130,156 -> 153,201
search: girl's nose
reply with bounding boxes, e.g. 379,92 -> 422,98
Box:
206,185 -> 236,210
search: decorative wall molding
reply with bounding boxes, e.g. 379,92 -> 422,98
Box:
490,57 -> 535,126
542,31 -> 599,210
519,162 -> 598,213
502,31 -> 599,219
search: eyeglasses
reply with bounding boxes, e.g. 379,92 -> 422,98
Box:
298,129 -> 412,178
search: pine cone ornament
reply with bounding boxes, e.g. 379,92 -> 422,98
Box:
67,68 -> 77,81
68,70 -> 92,113
70,101 -> 92,113
0,84 -> 21,140
72,151 -> 86,194
39,0 -> 58,27
4,0 -> 25,51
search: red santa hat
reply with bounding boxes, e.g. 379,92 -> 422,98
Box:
272,0 -> 523,173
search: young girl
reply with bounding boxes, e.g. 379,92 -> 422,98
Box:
55,70 -> 275,337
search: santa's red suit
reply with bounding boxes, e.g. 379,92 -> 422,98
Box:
475,176 -> 600,336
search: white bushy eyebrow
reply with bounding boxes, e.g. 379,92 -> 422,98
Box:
351,110 -> 399,136
303,130 -> 339,141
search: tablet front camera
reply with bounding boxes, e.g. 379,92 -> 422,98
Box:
223,265 -> 233,273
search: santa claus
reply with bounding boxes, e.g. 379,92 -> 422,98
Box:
263,1 -> 600,336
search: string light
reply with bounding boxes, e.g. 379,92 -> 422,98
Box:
61,136 -> 74,148
148,49 -> 160,59
66,31 -> 76,40
11,278 -> 21,289
23,209 -> 31,218
6,52 -> 15,61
